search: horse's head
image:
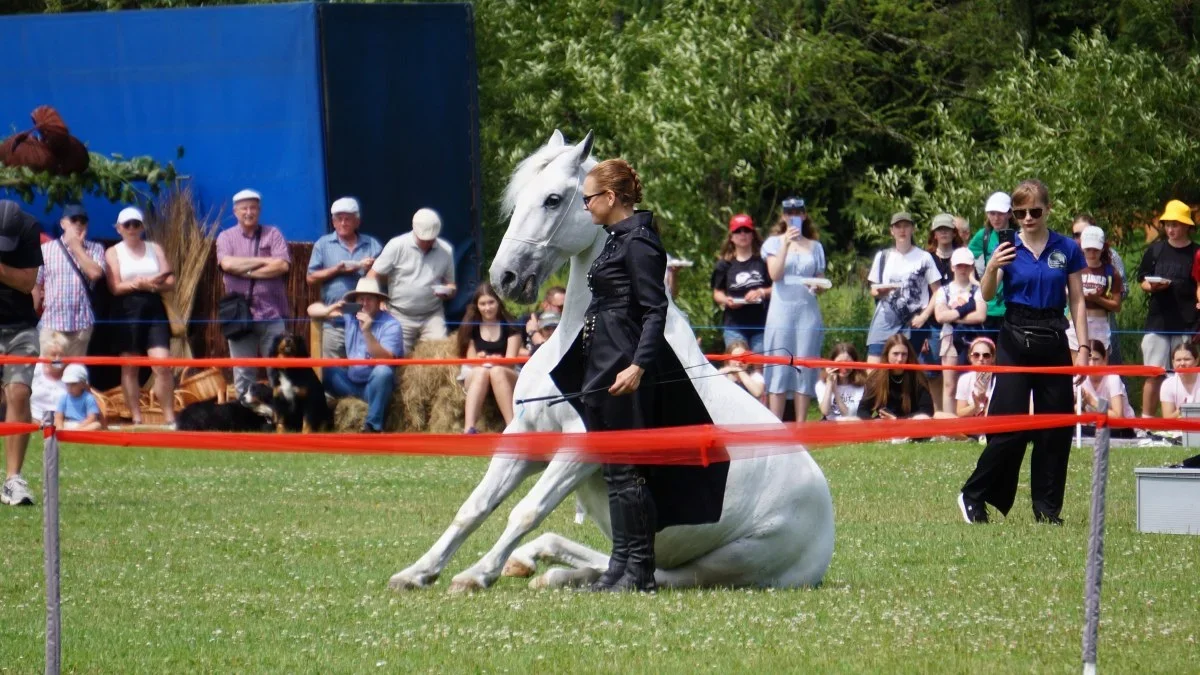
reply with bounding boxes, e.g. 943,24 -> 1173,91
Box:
491,130 -> 598,303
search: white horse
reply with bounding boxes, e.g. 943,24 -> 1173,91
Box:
389,130 -> 834,592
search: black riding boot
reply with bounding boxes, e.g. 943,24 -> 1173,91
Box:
607,468 -> 657,593
585,464 -> 630,591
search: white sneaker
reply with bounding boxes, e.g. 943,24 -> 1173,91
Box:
1,475 -> 34,506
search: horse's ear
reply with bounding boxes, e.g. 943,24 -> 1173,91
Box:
573,131 -> 594,165
548,129 -> 566,148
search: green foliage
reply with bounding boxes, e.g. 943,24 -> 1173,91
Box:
0,149 -> 182,210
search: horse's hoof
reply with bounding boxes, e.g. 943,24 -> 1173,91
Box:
388,570 -> 438,591
502,557 -> 536,578
448,576 -> 487,594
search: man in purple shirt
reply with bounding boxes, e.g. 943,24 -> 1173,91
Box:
317,278 -> 403,432
216,189 -> 292,397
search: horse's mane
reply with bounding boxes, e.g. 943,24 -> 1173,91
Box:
501,140 -> 595,217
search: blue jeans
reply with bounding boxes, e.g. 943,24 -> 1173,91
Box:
723,327 -> 764,353
324,365 -> 395,431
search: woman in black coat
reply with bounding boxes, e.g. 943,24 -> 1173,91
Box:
579,158 -> 669,592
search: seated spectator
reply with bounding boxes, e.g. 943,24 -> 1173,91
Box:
1076,340 -> 1134,419
816,342 -> 865,421
718,340 -> 765,400
934,247 -> 987,412
55,364 -> 105,430
105,207 -> 177,427
711,214 -> 770,353
30,333 -> 69,425
857,334 -> 935,420
955,337 -> 997,417
529,311 -> 560,356
457,282 -> 522,434
1159,342 -> 1200,419
306,197 -> 383,359
318,279 -> 403,433
524,286 -> 565,353
369,208 -> 457,356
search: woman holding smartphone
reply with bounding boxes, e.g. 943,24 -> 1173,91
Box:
958,180 -> 1088,525
105,207 -> 177,427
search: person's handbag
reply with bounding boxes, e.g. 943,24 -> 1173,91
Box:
217,228 -> 261,340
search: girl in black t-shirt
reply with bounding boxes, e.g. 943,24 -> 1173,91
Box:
455,282 -> 522,434
711,213 -> 772,352
857,334 -> 934,420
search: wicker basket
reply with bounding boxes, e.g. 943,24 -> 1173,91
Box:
91,386 -> 132,422
178,367 -> 227,403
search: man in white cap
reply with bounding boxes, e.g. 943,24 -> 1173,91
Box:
35,202 -> 106,357
369,207 -> 456,355
0,200 -> 44,506
306,197 -> 383,358
966,191 -> 1013,333
320,278 -> 403,432
215,189 -> 292,397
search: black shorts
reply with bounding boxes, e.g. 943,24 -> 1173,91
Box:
113,291 -> 171,354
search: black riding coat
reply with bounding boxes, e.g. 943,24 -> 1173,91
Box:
550,210 -> 729,529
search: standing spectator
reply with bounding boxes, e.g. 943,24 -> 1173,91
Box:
54,364 -> 105,431
934,247 -> 987,413
953,216 -> 971,246
866,212 -> 942,364
0,201 -> 44,506
369,208 -> 456,356
1072,215 -> 1128,365
319,278 -> 403,433
717,340 -> 766,400
959,179 -> 1087,526
711,213 -> 771,353
524,286 -> 565,353
1067,225 -> 1123,357
30,333 -> 68,425
955,337 -> 996,417
35,203 -> 105,356
1138,199 -> 1197,417
856,334 -> 934,420
924,213 -> 963,410
216,189 -> 292,398
967,192 -> 1014,334
762,198 -> 827,422
816,342 -> 866,421
456,282 -> 522,434
105,207 -> 177,427
306,197 -> 382,359
1159,342 -> 1200,419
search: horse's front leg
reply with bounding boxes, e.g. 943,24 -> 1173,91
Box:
448,457 -> 598,593
389,455 -> 545,591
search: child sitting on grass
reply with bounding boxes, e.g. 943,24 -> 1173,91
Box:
54,364 -> 106,431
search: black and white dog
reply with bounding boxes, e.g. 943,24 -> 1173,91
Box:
176,382 -> 276,432
267,332 -> 333,433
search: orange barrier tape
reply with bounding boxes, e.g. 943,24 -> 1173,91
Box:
0,423 -> 40,435
739,355 -> 1165,377
55,414 -> 1138,465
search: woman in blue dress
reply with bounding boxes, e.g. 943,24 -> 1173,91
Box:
761,198 -> 826,421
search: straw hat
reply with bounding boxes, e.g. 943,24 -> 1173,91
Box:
343,278 -> 389,303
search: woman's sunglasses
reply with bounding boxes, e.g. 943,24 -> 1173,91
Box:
1012,208 -> 1044,220
731,228 -> 753,235
582,191 -> 609,207
970,351 -> 994,359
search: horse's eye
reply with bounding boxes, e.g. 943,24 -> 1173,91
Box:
543,194 -> 562,208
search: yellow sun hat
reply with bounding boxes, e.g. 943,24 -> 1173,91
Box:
1159,199 -> 1195,226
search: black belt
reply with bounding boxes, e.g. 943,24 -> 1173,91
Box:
1005,302 -> 1067,328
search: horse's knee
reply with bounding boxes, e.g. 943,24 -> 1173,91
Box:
507,501 -> 540,532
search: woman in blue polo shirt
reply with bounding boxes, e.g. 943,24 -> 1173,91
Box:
958,179 -> 1088,526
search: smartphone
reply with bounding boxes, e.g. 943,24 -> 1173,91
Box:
997,228 -> 1015,248
341,301 -> 363,316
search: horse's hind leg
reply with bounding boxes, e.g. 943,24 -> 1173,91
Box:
504,532 -> 610,579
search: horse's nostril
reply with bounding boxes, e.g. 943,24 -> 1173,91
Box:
500,271 -> 516,291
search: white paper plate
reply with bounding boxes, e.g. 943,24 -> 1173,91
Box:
871,283 -> 900,291
432,284 -> 453,294
800,277 -> 833,289
1144,276 -> 1170,284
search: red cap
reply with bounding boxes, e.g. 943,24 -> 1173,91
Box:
729,214 -> 754,232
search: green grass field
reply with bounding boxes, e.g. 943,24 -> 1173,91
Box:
0,436 -> 1196,673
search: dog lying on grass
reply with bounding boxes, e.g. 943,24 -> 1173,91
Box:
176,382 -> 275,432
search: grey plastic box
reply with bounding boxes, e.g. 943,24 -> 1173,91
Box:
1135,468 -> 1200,535
1181,403 -> 1200,447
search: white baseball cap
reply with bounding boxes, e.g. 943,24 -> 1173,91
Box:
331,197 -> 360,215
233,189 -> 262,204
412,208 -> 442,240
62,364 -> 89,384
951,247 -> 975,267
117,207 -> 144,225
1079,225 -> 1105,251
984,192 -> 1011,213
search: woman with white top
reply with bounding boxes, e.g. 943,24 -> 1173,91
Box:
104,207 -> 177,426
1159,342 -> 1200,418
955,337 -> 997,417
30,333 -> 69,425
816,342 -> 865,421
935,248 -> 987,414
866,211 -> 942,364
1076,340 -> 1134,418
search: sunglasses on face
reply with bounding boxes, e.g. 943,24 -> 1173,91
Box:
971,351 -> 994,359
1012,208 -> 1044,220
582,191 -> 609,207
732,228 -> 753,235
69,216 -> 88,225
121,221 -> 143,229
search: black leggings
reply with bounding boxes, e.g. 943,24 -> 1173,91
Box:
961,317 -> 1074,518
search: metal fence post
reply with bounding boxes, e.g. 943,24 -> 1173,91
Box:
1082,401 -> 1110,675
43,414 -> 61,675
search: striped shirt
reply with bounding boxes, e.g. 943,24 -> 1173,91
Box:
37,238 -> 107,332
215,225 -> 291,321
